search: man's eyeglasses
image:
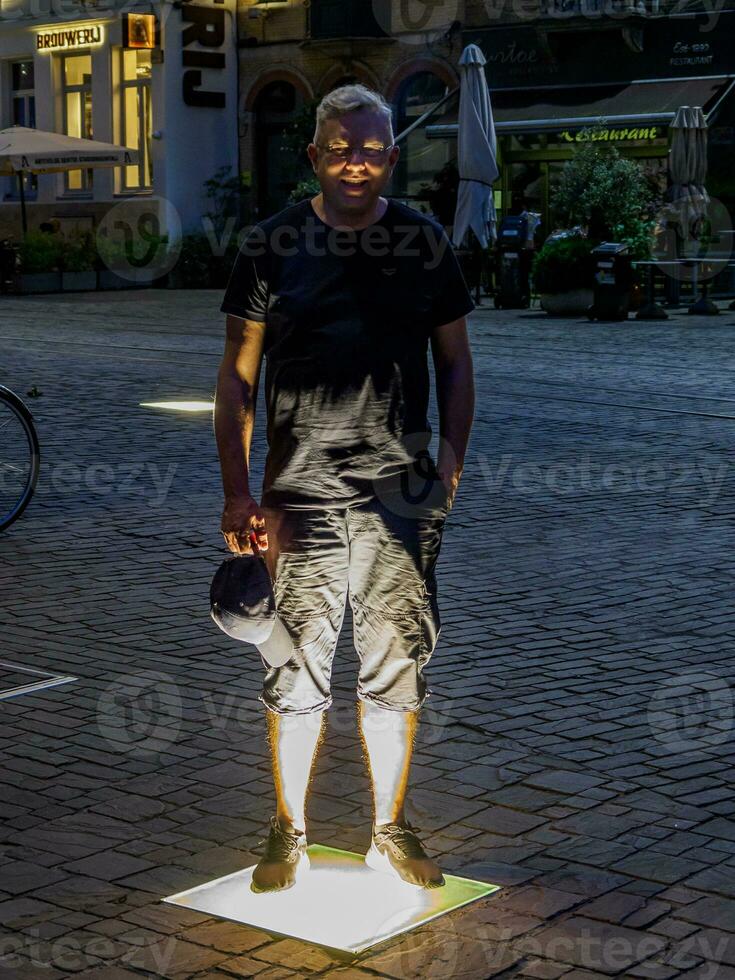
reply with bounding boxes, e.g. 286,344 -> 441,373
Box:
317,142 -> 394,160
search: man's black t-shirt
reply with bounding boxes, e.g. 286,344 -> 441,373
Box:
219,197 -> 475,509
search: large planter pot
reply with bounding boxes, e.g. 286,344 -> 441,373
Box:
62,270 -> 97,292
19,271 -> 62,294
540,289 -> 594,316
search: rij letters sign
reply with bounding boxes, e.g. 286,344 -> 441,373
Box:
180,0 -> 227,108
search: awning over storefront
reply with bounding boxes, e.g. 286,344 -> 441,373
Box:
400,76 -> 735,140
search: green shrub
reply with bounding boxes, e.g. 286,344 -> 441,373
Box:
96,231 -> 170,280
533,237 -> 596,294
552,132 -> 659,257
203,166 -> 252,241
60,230 -> 96,273
19,231 -> 62,274
287,176 -> 321,205
173,234 -> 212,287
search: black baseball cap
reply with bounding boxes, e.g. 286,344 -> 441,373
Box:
210,542 -> 293,668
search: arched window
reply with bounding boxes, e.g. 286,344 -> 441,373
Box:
392,72 -> 451,207
394,71 -> 448,138
253,80 -> 306,219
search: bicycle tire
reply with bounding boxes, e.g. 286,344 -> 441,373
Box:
0,385 -> 40,531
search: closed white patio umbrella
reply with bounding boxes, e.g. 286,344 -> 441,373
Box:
0,126 -> 139,234
667,106 -> 709,243
451,44 -> 499,251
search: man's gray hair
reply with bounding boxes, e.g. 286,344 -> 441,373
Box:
313,84 -> 394,143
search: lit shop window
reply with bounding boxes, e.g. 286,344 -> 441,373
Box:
120,49 -> 153,190
12,60 -> 37,197
62,53 -> 93,192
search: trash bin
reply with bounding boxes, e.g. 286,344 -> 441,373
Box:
494,215 -> 532,310
0,239 -> 19,294
588,242 -> 632,321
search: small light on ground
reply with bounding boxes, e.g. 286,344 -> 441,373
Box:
163,844 -> 500,954
140,401 -> 214,412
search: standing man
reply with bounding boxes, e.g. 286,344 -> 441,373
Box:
215,85 -> 475,892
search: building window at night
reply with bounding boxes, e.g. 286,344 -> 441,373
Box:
120,49 -> 153,190
254,80 -> 305,219
11,60 -> 37,198
393,72 -> 451,206
62,53 -> 93,193
12,61 -> 36,128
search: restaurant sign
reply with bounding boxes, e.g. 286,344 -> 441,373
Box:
36,24 -> 104,51
559,126 -> 664,142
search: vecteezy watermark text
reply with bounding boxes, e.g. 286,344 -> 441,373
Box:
0,461 -> 178,507
478,454 -> 729,506
237,217 -> 453,269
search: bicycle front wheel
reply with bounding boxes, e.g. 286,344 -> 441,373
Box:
0,385 -> 40,531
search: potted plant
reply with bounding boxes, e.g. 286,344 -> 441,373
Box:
18,230 -> 62,293
544,133 -> 659,313
533,236 -> 596,315
60,230 -> 97,292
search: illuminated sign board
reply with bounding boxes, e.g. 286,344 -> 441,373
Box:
123,13 -> 157,49
559,127 -> 664,143
36,24 -> 104,51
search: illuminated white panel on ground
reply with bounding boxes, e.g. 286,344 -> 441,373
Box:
163,844 -> 500,954
139,401 -> 214,412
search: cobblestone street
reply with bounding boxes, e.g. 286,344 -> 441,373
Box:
1,289 -> 734,979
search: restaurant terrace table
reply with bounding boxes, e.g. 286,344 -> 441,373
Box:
634,257 -> 730,318
719,231 -> 735,310
632,260 -> 670,320
681,257 -> 721,315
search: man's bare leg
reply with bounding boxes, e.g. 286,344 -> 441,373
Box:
358,700 -> 444,887
252,709 -> 325,891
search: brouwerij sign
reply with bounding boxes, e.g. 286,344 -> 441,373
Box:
36,25 -> 104,51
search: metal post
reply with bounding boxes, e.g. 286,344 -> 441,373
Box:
17,170 -> 28,236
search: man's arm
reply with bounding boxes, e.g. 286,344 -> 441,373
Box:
430,316 -> 475,509
214,313 -> 268,554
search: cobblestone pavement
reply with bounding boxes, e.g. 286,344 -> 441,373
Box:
1,289 -> 734,980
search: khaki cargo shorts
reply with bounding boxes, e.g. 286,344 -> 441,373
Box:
258,485 -> 450,714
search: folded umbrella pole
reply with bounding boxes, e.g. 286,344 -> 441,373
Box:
451,44 -> 500,305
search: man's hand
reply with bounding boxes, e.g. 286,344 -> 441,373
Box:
437,468 -> 460,512
221,495 -> 268,555
431,315 -> 475,516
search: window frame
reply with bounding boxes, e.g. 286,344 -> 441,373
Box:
119,47 -> 153,192
9,60 -> 37,199
60,50 -> 94,195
